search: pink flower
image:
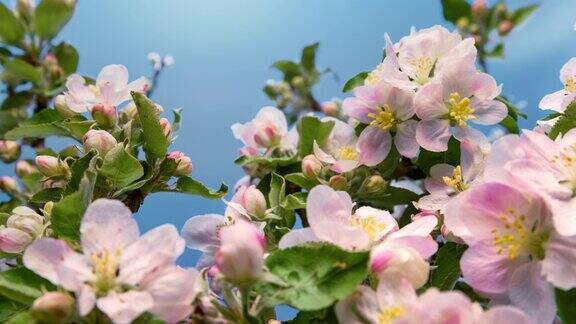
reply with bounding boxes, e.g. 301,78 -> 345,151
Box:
444,182 -> 576,323
61,64 -> 150,113
313,118 -> 363,173
231,106 -> 290,149
342,83 -> 419,162
414,61 -> 507,152
539,57 -> 576,112
0,206 -> 45,254
23,199 -> 192,323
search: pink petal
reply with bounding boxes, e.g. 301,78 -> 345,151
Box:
330,159 -> 360,173
390,216 -> 437,238
560,57 -> 576,83
357,126 -> 392,166
480,306 -> 531,324
395,120 -> 419,158
97,291 -> 154,324
416,119 -> 451,152
306,185 -> 353,229
541,233 -> 576,289
539,90 -> 571,112
425,164 -> 454,194
461,240 -> 513,296
335,285 -> 380,324
314,220 -> 370,251
96,65 -> 129,91
278,228 -> 321,249
342,97 -> 374,124
414,82 -> 448,120
470,98 -> 507,125
77,284 -> 96,316
467,72 -> 500,100
180,214 -> 224,252
508,263 -> 556,324
313,141 -> 336,164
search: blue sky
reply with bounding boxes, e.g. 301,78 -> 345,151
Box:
1,0 -> 575,319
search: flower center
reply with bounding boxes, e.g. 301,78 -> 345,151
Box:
566,78 -> 576,93
91,249 -> 121,295
377,306 -> 404,324
89,84 -> 101,97
349,216 -> 387,242
368,105 -> 397,131
410,56 -> 435,85
552,145 -> 576,194
447,92 -> 476,127
442,165 -> 468,192
491,208 -> 548,261
338,146 -> 358,161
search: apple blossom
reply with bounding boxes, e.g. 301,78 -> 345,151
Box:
342,83 -> 419,161
166,151 -> 193,177
0,206 -> 45,254
444,182 -> 576,323
539,57 -> 576,112
60,64 -> 150,113
313,118 -> 363,173
83,129 -> 118,157
181,214 -> 231,269
231,106 -> 289,149
23,199 -> 190,323
91,102 -> 118,127
225,185 -> 267,220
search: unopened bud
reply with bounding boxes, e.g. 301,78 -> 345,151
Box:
31,292 -> 75,324
160,118 -> 172,139
91,103 -> 117,128
0,227 -> 32,253
302,155 -> 322,179
35,155 -> 70,178
83,130 -> 117,157
494,3 -> 507,14
15,160 -> 38,177
0,176 -> 18,192
291,76 -> 305,88
0,140 -> 21,163
241,186 -> 267,219
254,126 -> 281,148
498,20 -> 513,36
122,102 -> 138,120
362,175 -> 386,193
8,206 -> 44,237
329,175 -> 348,191
166,151 -> 193,176
321,101 -> 339,116
370,246 -> 430,289
54,95 -> 77,118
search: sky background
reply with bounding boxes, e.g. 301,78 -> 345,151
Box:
1,0 -> 576,320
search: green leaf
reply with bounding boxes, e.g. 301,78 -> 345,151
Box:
4,311 -> 34,324
272,60 -> 301,81
0,109 -> 27,139
175,177 -> 228,199
285,173 -> 317,191
441,0 -> 471,23
417,136 -> 461,175
20,172 -> 42,194
550,101 -> 576,140
496,96 -> 527,120
342,71 -> 369,93
430,242 -> 467,290
269,173 -> 286,208
556,287 -> 576,324
0,267 -> 54,305
4,109 -> 69,140
2,59 -> 42,86
289,307 -> 337,324
51,172 -> 94,241
131,92 -> 168,161
234,154 -> 297,169
29,188 -> 63,204
486,43 -> 504,59
301,42 -> 319,71
57,120 -> 93,141
282,192 -> 307,210
0,3 -> 24,45
511,4 -> 539,26
63,151 -> 96,195
34,0 -> 75,40
297,116 -> 335,157
499,115 -> 519,134
52,42 -> 79,75
99,144 -> 144,188
355,185 -> 420,210
0,296 -> 26,323
256,243 -> 369,311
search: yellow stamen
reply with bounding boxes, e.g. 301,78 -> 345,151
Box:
410,56 -> 435,85
368,104 -> 397,130
349,216 -> 387,242
566,78 -> 576,93
491,210 -> 528,260
378,306 -> 404,324
338,146 -> 358,161
442,165 -> 468,192
447,92 -> 476,127
91,249 -> 121,295
551,144 -> 576,193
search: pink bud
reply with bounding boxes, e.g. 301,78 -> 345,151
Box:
0,140 -> 21,163
31,292 -> 75,323
253,125 -> 280,148
302,154 -> 322,179
471,0 -> 486,14
321,101 -> 339,116
0,227 -> 32,253
15,160 -> 37,177
167,151 -> 193,176
83,130 -> 117,157
215,221 -> 266,285
0,176 -> 18,192
91,103 -> 117,128
35,156 -> 69,178
160,118 -> 172,139
54,95 -> 77,118
236,185 -> 267,219
8,206 -> 44,237
370,246 -> 430,289
498,20 -> 513,35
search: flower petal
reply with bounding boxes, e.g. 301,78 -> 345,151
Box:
97,291 -> 153,324
357,126 -> 392,166
470,98 -> 507,125
395,120 -> 419,158
278,228 -> 321,249
180,214 -> 224,252
415,119 -> 451,152
306,185 -> 353,229
414,82 -> 447,120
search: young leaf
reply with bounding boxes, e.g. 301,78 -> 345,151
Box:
285,173 -> 317,191
51,172 -> 95,241
441,0 -> 471,24
272,60 -> 301,81
34,0 -> 75,40
269,173 -> 286,208
0,3 -> 24,45
63,151 -> 96,195
511,4 -> 539,26
52,42 -> 79,75
4,109 -> 68,140
297,116 -> 335,156
430,242 -> 467,290
0,296 -> 26,322
131,92 -> 169,161
256,243 -> 369,311
4,311 -> 34,324
0,267 -> 54,305
342,71 -> 369,92
301,42 -> 319,71
2,59 -> 42,86
556,288 -> 576,324
175,177 -> 228,199
99,144 -> 144,188
282,192 -> 307,210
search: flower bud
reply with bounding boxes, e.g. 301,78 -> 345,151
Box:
54,95 -> 78,118
362,175 -> 386,194
15,160 -> 38,177
321,101 -> 339,116
83,130 -> 117,157
471,0 -> 486,15
0,176 -> 18,192
253,126 -> 281,148
498,20 -> 513,36
166,151 -> 193,177
236,185 -> 267,219
329,175 -> 348,191
371,246 -> 429,289
8,206 -> 44,238
91,103 -> 117,128
216,221 -> 266,285
35,156 -> 70,178
0,140 -> 21,163
31,292 -> 75,324
302,155 -> 322,179
0,227 -> 33,253
160,118 -> 172,139
291,76 -> 305,89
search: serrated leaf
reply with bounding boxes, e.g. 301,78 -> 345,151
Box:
98,144 -> 144,188
297,116 -> 335,157
282,192 -> 307,210
430,242 -> 467,290
0,3 -> 24,45
51,172 -> 95,241
29,188 -> 63,204
34,0 -> 75,40
63,151 -> 96,195
4,109 -> 69,140
255,243 -> 369,311
175,177 -> 228,199
342,71 -> 369,92
132,92 -> 168,161
0,267 -> 54,305
549,101 -> 576,139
